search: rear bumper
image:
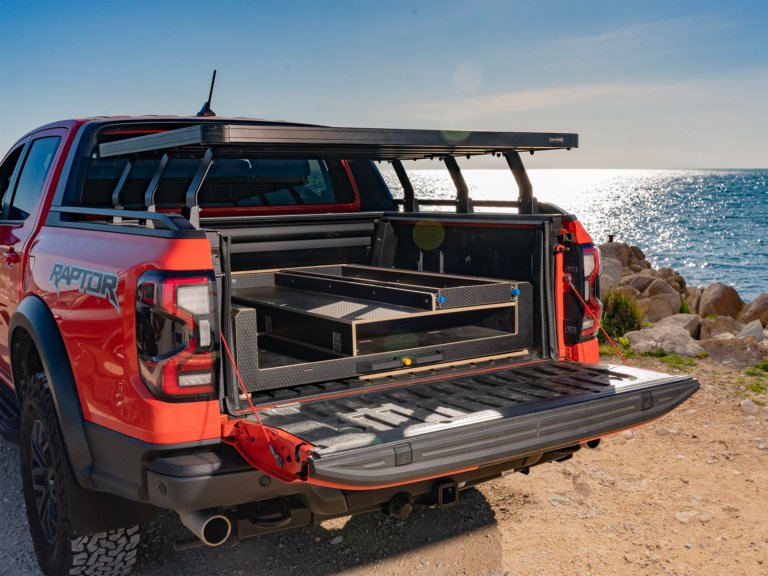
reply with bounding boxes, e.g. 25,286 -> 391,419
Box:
307,371 -> 698,487
144,448 -> 348,514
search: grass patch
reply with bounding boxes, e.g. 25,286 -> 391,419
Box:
599,343 -> 617,356
746,380 -> 767,394
658,354 -> 697,370
641,348 -> 667,358
679,300 -> 690,314
745,361 -> 768,379
598,341 -> 637,358
599,290 -> 645,342
754,360 -> 768,372
696,351 -> 709,359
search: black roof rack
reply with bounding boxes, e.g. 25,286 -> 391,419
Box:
98,123 -> 578,160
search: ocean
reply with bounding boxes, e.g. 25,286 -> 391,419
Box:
380,169 -> 767,302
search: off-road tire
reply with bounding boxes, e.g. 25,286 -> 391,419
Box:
20,372 -> 141,576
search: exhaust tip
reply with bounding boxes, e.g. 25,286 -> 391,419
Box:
201,515 -> 232,547
178,510 -> 233,547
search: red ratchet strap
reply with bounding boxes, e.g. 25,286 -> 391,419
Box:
219,330 -> 276,449
564,276 -> 629,366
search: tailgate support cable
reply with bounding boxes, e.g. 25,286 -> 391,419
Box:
564,276 -> 629,366
218,330 -> 280,460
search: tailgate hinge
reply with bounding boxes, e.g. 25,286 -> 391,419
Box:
223,420 -> 314,484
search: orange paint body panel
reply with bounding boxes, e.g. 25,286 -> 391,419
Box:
28,227 -> 221,443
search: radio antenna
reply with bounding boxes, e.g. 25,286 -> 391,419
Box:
197,70 -> 217,117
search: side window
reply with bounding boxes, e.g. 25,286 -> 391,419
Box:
7,136 -> 61,220
0,146 -> 24,208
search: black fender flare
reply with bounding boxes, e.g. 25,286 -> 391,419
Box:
10,295 -> 95,489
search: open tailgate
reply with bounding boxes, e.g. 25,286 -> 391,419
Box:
232,360 -> 698,488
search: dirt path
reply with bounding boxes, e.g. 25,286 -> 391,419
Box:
2,357 -> 766,576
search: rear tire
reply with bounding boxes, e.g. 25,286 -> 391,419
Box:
20,372 -> 141,576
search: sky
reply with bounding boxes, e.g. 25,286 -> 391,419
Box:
0,0 -> 766,168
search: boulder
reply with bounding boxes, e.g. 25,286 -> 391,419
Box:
623,274 -> 655,293
655,314 -> 702,339
684,286 -> 704,315
699,316 -> 743,340
714,332 -> 736,340
699,336 -> 764,369
598,242 -> 647,268
612,285 -> 641,300
736,320 -> 765,342
637,294 -> 680,323
737,293 -> 768,327
658,268 -> 687,295
600,257 -> 623,289
625,324 -> 703,357
645,278 -> 680,299
698,283 -> 745,319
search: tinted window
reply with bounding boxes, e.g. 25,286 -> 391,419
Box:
197,159 -> 338,207
0,146 -> 24,207
79,156 -> 355,208
9,137 -> 61,220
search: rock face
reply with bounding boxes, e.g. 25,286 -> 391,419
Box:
684,286 -> 704,315
736,320 -> 765,342
600,257 -> 623,292
637,294 -> 680,323
737,293 -> 768,327
625,324 -> 703,357
658,268 -> 687,295
624,274 -> 655,293
655,314 -> 702,339
645,278 -> 679,299
698,283 -> 745,319
599,243 -> 647,269
699,337 -> 764,369
699,316 -> 743,340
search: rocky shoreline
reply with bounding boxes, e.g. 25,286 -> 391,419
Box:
598,242 -> 768,369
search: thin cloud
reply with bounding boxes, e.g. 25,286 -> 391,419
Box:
384,73 -> 767,124
395,82 -> 673,120
560,14 -> 728,50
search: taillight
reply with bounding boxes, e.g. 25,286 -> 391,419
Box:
579,245 -> 602,338
136,272 -> 218,400
562,237 -> 603,345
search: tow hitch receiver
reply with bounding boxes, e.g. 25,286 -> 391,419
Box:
436,480 -> 459,508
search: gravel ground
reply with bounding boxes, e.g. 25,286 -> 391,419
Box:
2,356 -> 766,576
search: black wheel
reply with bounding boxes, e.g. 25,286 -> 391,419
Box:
20,372 -> 141,576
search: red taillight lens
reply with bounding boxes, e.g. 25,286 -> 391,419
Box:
136,272 -> 217,400
580,245 -> 602,338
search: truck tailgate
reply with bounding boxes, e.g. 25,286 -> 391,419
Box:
250,360 -> 698,487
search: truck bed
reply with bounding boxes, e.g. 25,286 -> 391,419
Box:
250,360 -> 698,486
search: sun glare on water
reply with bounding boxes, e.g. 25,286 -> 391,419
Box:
381,168 -> 767,300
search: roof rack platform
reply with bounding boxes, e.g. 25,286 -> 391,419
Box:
99,123 -> 578,160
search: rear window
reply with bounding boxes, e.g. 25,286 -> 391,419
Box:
80,156 -> 355,209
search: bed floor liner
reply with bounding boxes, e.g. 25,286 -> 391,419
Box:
251,360 -> 698,487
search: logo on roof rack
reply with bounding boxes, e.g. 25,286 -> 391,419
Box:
548,137 -> 565,143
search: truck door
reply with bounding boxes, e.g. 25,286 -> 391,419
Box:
0,129 -> 65,379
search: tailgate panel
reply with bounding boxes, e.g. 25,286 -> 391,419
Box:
253,361 -> 698,487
